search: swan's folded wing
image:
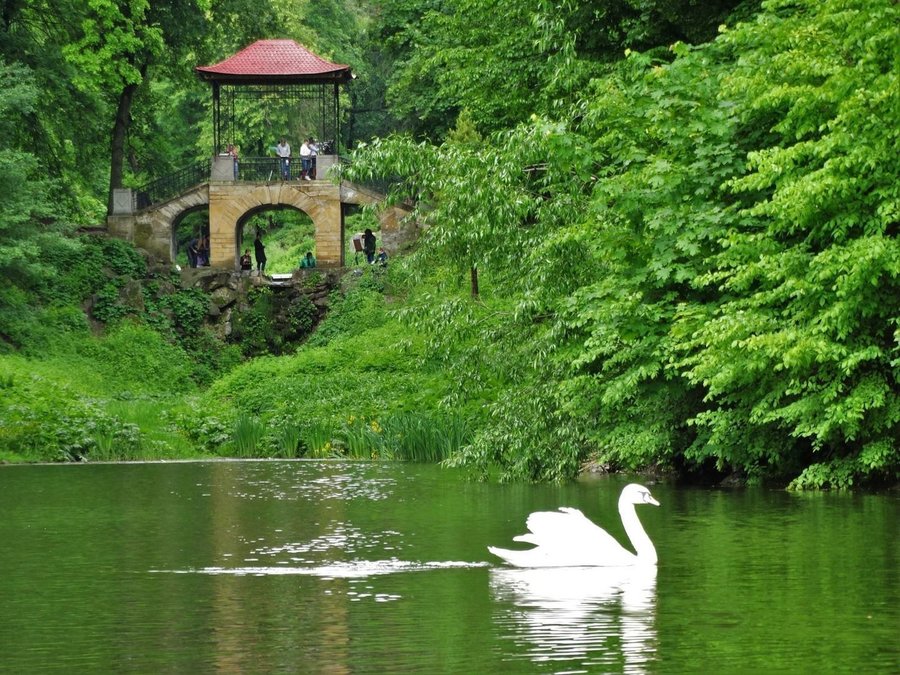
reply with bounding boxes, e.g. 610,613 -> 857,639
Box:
523,508 -> 623,552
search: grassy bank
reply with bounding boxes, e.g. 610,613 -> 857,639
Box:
0,252 -> 481,465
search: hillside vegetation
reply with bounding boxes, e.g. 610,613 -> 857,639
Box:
0,0 -> 896,488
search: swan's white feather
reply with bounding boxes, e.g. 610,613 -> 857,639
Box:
488,484 -> 659,568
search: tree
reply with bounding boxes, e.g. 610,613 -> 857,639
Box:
63,0 -> 209,214
0,59 -> 70,348
674,0 -> 900,488
345,0 -> 898,487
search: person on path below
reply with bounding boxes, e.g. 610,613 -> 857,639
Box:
187,236 -> 199,268
254,232 -> 267,275
363,228 -> 376,264
276,137 -> 291,180
299,251 -> 316,268
239,248 -> 252,275
197,236 -> 209,267
299,138 -> 312,180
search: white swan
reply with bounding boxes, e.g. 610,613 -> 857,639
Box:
488,483 -> 660,567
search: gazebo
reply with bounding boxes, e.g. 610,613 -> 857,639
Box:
195,39 -> 353,167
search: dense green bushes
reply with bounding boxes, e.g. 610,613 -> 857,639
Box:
0,321 -> 200,462
342,0 -> 899,487
163,267 -> 475,462
229,286 -> 319,357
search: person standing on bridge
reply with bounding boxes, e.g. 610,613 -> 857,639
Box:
299,138 -> 311,180
254,232 -> 267,276
276,137 -> 291,180
309,137 -> 318,179
227,143 -> 239,180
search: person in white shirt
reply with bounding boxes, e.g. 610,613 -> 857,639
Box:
299,139 -> 312,180
276,138 -> 291,180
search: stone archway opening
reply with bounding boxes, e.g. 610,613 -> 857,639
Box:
237,205 -> 316,274
172,205 -> 211,268
342,204 -> 380,267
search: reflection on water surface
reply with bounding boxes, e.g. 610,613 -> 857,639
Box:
492,566 -> 657,672
0,461 -> 896,673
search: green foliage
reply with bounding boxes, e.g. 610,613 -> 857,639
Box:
306,282 -> 388,347
288,295 -> 318,336
73,321 -> 196,394
101,237 -> 147,277
343,0 -> 899,487
445,109 -> 483,149
2,0 -> 895,490
240,210 -> 316,274
187,271 -> 460,459
0,357 -> 142,462
670,0 -> 900,487
231,287 -> 278,356
374,0 -> 744,139
230,412 -> 265,457
171,407 -> 231,454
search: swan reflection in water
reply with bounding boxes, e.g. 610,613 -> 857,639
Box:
490,564 -> 658,672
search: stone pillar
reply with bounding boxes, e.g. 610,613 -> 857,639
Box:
317,155 -> 339,180
106,214 -> 135,240
314,197 -> 344,268
378,206 -> 417,255
208,183 -> 240,269
111,189 -> 134,215
211,154 -> 236,182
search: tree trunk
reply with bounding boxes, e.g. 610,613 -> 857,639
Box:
470,265 -> 479,298
107,63 -> 146,214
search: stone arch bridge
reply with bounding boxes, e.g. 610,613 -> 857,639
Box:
107,155 -> 413,269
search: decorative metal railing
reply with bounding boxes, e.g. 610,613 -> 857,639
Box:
135,161 -> 208,210
238,157 -> 293,182
131,145 -> 405,211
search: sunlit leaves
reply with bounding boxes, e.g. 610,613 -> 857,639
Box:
63,0 -> 163,90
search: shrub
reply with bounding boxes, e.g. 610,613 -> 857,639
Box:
231,412 -> 264,457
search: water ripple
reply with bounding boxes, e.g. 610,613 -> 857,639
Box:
155,559 -> 489,579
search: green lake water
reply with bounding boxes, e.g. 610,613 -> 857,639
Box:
0,461 -> 896,673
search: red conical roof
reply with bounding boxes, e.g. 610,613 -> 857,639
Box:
196,39 -> 352,84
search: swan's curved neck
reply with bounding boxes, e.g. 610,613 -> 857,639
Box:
619,497 -> 657,564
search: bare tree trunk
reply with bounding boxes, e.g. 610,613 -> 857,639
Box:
471,265 -> 479,298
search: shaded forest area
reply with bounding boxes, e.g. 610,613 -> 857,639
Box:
0,0 -> 897,488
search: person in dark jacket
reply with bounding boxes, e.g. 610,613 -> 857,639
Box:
254,233 -> 267,275
363,228 -> 376,264
187,237 -> 199,268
